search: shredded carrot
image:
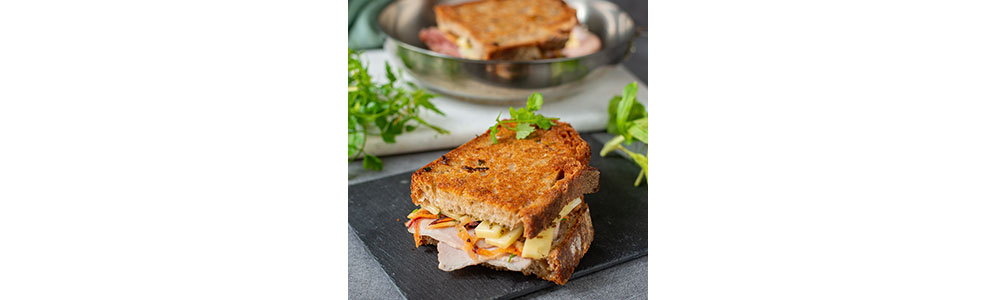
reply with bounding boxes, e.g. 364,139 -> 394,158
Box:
456,225 -> 479,259
406,215 -> 431,228
429,217 -> 454,225
413,219 -> 422,247
427,220 -> 457,229
408,212 -> 437,220
475,247 -> 503,259
461,223 -> 481,245
495,244 -> 522,257
422,217 -> 523,260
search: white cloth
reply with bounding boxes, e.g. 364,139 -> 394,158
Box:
358,50 -> 649,156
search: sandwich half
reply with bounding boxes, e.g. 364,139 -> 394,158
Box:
418,0 -> 599,60
404,120 -> 599,284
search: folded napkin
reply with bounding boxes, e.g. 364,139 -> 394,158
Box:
358,50 -> 649,156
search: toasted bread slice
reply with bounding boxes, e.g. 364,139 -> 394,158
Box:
410,120 -> 599,239
433,0 -> 578,60
419,201 -> 594,285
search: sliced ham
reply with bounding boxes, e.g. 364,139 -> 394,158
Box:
436,241 -> 478,271
561,26 -> 602,58
409,218 -> 532,271
484,253 -> 531,271
418,27 -> 461,58
413,220 -> 465,247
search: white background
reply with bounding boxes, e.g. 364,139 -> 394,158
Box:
1,0 -> 995,299
656,0 -> 997,298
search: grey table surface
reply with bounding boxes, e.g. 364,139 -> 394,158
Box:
349,2 -> 647,298
348,133 -> 648,299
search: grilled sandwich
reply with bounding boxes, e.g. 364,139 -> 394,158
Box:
404,120 -> 599,284
418,0 -> 601,60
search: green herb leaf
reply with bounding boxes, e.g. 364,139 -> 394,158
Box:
489,126 -> 499,144
604,82 -> 648,186
348,115 -> 365,158
385,64 -> 396,84
515,107 -> 531,120
515,122 -> 535,139
489,93 -> 559,143
600,135 -> 626,157
348,131 -> 364,157
615,82 -> 638,142
535,116 -> 555,130
627,117 -> 648,144
349,48 -> 448,170
630,101 -> 648,119
526,93 -> 543,111
606,83 -> 647,139
634,169 -> 645,187
620,149 -> 648,186
362,154 -> 383,171
629,152 -> 648,174
508,254 -> 516,263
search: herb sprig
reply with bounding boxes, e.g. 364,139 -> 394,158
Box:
489,93 -> 559,143
349,49 -> 449,170
600,82 -> 648,186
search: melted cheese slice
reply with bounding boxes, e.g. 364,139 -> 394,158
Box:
484,225 -> 523,249
424,197 -> 583,260
522,226 -> 555,259
474,221 -> 505,239
523,198 -> 583,259
456,36 -> 477,59
559,198 -> 582,217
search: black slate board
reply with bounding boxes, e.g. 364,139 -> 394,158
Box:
348,134 -> 648,300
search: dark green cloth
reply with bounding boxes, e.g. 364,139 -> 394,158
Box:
349,0 -> 393,50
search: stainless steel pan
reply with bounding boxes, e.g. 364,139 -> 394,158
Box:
377,0 -> 637,103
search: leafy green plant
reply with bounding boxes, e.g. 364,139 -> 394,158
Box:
600,82 -> 648,186
349,49 -> 449,170
489,93 -> 559,143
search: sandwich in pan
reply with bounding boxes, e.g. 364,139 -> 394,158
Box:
418,0 -> 602,60
404,119 -> 599,284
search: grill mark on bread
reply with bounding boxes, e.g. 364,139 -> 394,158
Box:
462,166 -> 489,173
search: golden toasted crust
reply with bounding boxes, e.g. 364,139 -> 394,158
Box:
434,0 -> 577,60
410,121 -> 598,238
419,202 -> 594,285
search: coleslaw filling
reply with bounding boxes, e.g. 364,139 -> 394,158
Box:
406,209 -> 530,271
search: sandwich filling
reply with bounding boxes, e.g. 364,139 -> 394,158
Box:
418,26 -> 601,60
405,197 -> 583,271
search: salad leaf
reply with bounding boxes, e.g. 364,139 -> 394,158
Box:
349,48 -> 449,170
489,93 -> 559,143
601,82 -> 648,186
606,82 -> 647,143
